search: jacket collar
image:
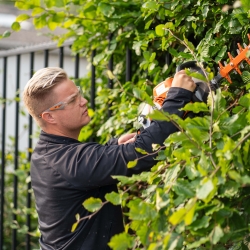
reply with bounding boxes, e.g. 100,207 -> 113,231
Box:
39,130 -> 79,144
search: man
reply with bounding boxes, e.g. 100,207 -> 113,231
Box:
22,67 -> 196,250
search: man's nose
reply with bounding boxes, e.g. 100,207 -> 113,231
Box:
80,96 -> 88,106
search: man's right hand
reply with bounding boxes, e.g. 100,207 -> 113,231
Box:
171,70 -> 196,92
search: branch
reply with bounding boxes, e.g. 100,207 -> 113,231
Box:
232,131 -> 250,153
77,200 -> 109,224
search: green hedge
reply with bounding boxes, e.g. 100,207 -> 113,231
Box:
1,0 -> 250,249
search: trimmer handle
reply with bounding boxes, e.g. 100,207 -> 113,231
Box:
176,61 -> 199,72
177,61 -> 210,103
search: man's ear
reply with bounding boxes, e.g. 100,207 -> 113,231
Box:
41,112 -> 57,124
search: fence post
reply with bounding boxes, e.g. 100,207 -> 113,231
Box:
26,51 -> 34,250
12,54 -> 21,250
0,57 -> 7,250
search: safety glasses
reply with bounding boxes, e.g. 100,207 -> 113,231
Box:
39,86 -> 83,118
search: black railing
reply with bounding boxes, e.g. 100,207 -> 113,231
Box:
0,41 -> 132,250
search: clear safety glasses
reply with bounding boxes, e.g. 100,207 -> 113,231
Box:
39,86 -> 84,118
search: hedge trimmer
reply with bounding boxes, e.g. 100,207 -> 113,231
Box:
138,34 -> 250,129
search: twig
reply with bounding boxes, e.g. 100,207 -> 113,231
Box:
232,132 -> 250,153
77,200 -> 109,223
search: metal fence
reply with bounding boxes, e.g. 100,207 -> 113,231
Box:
0,41 -> 132,250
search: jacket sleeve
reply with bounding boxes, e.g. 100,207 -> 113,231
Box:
52,87 -> 193,189
123,87 -> 193,175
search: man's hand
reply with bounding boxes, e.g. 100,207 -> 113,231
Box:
118,133 -> 136,145
171,70 -> 196,92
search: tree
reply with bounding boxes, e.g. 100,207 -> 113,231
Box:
2,0 -> 250,249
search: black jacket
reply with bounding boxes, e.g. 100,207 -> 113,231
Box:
31,87 -> 193,250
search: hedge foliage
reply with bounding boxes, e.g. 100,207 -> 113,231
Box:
2,0 -> 250,249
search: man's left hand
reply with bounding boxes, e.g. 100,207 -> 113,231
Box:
118,133 -> 136,145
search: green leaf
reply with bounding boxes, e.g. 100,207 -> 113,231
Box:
187,236 -> 209,249
142,1 -> 159,11
15,1 -> 33,10
3,30 -> 11,38
197,178 -> 214,200
98,2 -> 115,17
107,70 -> 115,80
132,40 -> 148,56
189,215 -> 211,230
208,88 -> 226,117
11,22 -> 21,31
184,116 -> 210,145
184,199 -> 196,226
145,19 -> 153,29
82,197 -> 102,212
220,113 -> 247,136
169,207 -> 186,225
181,102 -> 209,113
93,52 -> 106,65
228,19 -> 242,34
185,162 -> 199,180
167,232 -> 184,250
71,222 -> 79,232
54,0 -> 66,7
215,45 -> 227,62
155,24 -> 165,37
127,160 -> 138,168
16,14 -> 30,21
216,135 -> 235,164
75,213 -> 80,221
128,198 -> 157,221
202,4 -> 209,18
155,189 -> 170,211
164,164 -> 180,185
47,17 -> 58,31
51,12 -> 65,23
44,0 -> 65,8
186,69 -> 208,82
197,151 -> 211,176
136,223 -> 150,245
31,7 -> 44,16
218,181 -> 239,198
152,143 -> 161,151
241,0 -> 250,11
149,52 -> 156,62
209,225 -> 224,244
111,175 -> 136,185
148,62 -> 157,72
135,147 -> 148,154
239,93 -> 250,107
228,171 -> 250,185
178,52 -> 193,60
133,87 -> 153,105
105,192 -> 121,205
172,180 -> 195,198
143,51 -> 151,60
148,110 -> 170,122
243,140 -> 250,165
108,232 -> 133,250
241,71 -> 250,84
169,47 -> 179,57
33,14 -> 48,29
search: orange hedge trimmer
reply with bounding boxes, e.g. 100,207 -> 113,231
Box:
218,33 -> 250,83
138,34 -> 250,129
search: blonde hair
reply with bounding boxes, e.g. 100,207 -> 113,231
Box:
23,67 -> 68,126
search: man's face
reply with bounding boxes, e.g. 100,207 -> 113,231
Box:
47,78 -> 91,134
